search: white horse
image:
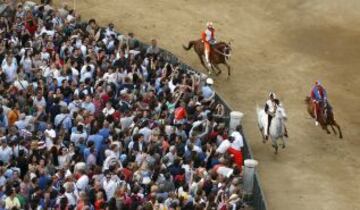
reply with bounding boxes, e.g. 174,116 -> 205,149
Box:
257,103 -> 288,154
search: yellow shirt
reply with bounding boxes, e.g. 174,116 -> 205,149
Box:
5,196 -> 21,209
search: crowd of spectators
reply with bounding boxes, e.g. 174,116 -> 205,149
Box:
0,0 -> 248,209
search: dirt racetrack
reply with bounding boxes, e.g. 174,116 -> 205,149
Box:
56,0 -> 360,209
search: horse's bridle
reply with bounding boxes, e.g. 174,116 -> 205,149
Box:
213,46 -> 232,58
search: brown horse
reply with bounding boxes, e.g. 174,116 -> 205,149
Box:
183,39 -> 232,77
305,96 -> 343,138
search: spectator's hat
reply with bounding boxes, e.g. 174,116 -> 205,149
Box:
206,78 -> 214,85
120,88 -> 128,95
228,194 -> 240,203
4,169 -> 13,178
120,154 -> 127,162
30,173 -> 37,180
142,176 -> 151,185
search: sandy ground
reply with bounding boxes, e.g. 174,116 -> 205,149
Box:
55,0 -> 360,209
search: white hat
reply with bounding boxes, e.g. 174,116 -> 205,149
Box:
206,78 -> 214,85
206,22 -> 213,27
142,176 -> 151,185
30,173 -> 37,180
120,88 -> 128,95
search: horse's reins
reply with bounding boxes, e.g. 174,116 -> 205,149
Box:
213,47 -> 232,57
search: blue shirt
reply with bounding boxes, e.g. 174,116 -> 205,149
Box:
38,175 -> 51,190
82,102 -> 96,114
99,128 -> 110,139
78,143 -> 86,155
202,86 -> 214,99
87,134 -> 104,154
312,85 -> 327,101
0,114 -> 8,128
83,147 -> 91,160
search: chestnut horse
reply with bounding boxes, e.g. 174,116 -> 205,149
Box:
183,39 -> 232,77
305,96 -> 343,138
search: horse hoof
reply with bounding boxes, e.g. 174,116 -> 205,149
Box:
282,144 -> 286,149
339,135 -> 343,139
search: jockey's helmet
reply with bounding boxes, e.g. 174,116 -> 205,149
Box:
269,92 -> 276,99
206,78 -> 214,85
206,22 -> 213,28
315,80 -> 321,86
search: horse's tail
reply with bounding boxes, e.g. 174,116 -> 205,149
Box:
304,96 -> 311,104
183,41 -> 196,51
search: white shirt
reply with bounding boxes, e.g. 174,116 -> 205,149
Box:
102,107 -> 115,116
44,128 -> 56,150
216,139 -> 231,154
20,56 -> 33,73
204,28 -> 213,42
102,152 -> 119,172
13,79 -> 29,90
65,191 -> 78,206
71,67 -> 79,77
58,154 -> 70,169
103,178 -> 118,201
76,174 -> 89,191
2,59 -> 18,83
0,146 -> 13,162
32,97 -> 46,108
41,51 -> 50,61
70,131 -> 87,145
139,127 -> 152,143
230,131 -> 244,151
68,100 -> 82,114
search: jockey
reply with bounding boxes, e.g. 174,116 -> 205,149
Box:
264,92 -> 288,139
311,80 -> 328,126
264,92 -> 277,140
201,22 -> 216,68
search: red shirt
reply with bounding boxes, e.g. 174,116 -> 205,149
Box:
25,20 -> 37,35
174,107 -> 186,120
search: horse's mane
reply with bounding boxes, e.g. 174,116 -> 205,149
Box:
274,99 -> 280,105
216,41 -> 229,47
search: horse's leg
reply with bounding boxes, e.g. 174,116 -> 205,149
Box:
272,138 -> 278,154
213,64 -> 222,75
281,138 -> 286,149
330,125 -> 337,135
324,125 -> 331,134
199,55 -> 210,74
225,62 -> 231,78
210,65 -> 217,75
260,128 -> 266,143
333,121 -> 343,139
273,143 -> 278,154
